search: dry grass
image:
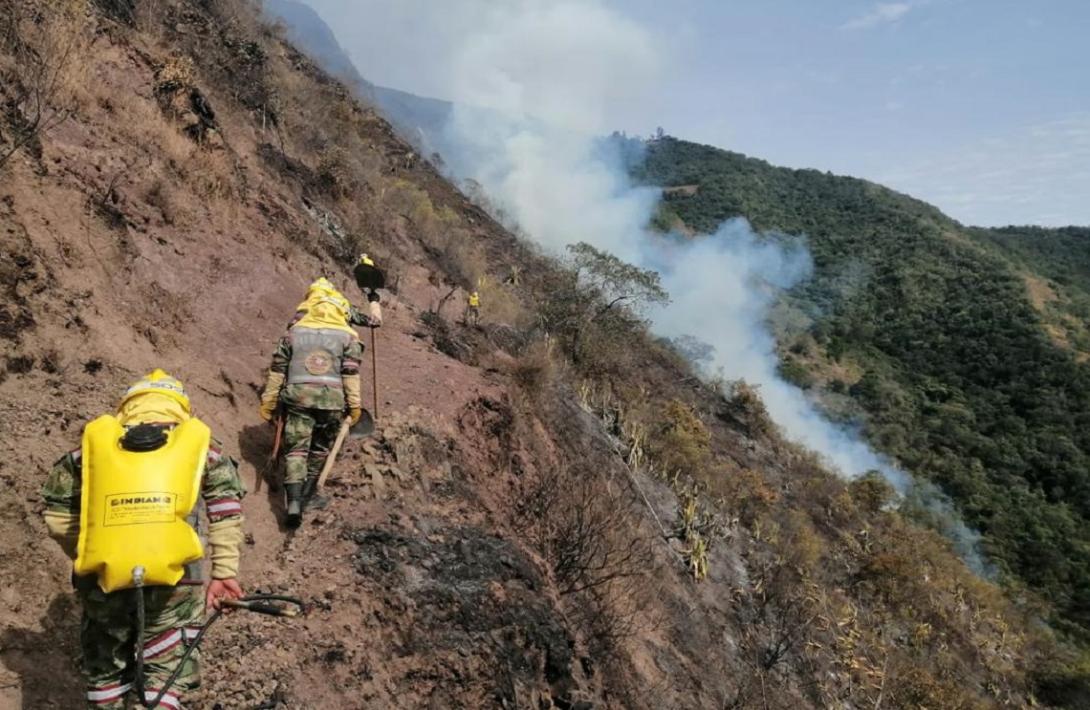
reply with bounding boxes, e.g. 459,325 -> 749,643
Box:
0,0 -> 92,166
506,339 -> 555,396
108,89 -> 195,165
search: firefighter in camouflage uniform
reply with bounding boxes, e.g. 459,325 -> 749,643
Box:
41,369 -> 246,709
259,279 -> 381,526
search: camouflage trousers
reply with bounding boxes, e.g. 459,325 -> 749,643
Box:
282,406 -> 343,485
79,582 -> 204,709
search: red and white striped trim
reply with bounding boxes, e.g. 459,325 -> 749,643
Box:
144,688 -> 181,709
87,682 -> 131,704
207,445 -> 223,462
183,626 -> 201,643
206,498 -> 242,519
142,629 -> 183,660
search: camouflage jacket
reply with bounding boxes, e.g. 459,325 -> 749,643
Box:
42,434 -> 245,585
270,328 -> 363,410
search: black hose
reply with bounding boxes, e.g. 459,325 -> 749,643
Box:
138,594 -> 304,708
134,584 -> 147,703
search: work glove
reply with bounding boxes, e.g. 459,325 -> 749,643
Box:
259,401 -> 277,422
367,289 -> 380,303
348,407 -> 363,425
366,301 -> 383,327
259,371 -> 285,422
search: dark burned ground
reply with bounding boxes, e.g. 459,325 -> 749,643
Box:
351,526 -> 591,709
175,408 -> 603,709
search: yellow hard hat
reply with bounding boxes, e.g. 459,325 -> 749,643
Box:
308,277 -> 336,294
359,253 -> 375,267
313,293 -> 350,317
120,369 -> 190,413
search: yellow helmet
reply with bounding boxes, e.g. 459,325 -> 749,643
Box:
308,277 -> 337,295
120,369 -> 190,413
359,253 -> 375,267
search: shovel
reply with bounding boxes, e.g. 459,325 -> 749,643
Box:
315,409 -> 374,489
353,262 -> 386,292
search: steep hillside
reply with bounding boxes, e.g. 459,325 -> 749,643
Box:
0,1 -> 1086,708
633,135 -> 1090,640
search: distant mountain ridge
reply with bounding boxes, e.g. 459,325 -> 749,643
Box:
263,0 -> 451,139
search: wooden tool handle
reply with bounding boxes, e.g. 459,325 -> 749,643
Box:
316,417 -> 352,489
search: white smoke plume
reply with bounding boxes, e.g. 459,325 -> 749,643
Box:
392,0 -> 902,479
301,0 -> 989,570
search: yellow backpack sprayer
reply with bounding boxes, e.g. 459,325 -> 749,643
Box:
77,416 -> 303,708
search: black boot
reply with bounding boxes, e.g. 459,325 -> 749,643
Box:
302,475 -> 329,511
285,483 -> 303,528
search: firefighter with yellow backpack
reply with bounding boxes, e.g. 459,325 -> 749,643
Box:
41,370 -> 247,708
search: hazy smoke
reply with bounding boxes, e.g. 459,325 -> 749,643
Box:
300,0 -> 989,570
420,1 -> 904,479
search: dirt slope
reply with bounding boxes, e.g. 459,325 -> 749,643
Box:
0,15 -> 543,709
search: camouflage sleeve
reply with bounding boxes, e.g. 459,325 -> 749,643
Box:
270,333 -> 293,375
203,437 -> 245,580
342,334 -> 363,376
202,438 -> 245,521
42,449 -> 82,558
41,449 -> 81,515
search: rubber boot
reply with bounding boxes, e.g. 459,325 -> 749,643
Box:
285,483 -> 303,528
302,475 -> 329,511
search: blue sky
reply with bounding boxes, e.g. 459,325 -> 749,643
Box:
307,0 -> 1090,227
622,0 -> 1090,227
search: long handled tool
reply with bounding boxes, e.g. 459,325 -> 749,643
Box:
316,409 -> 374,490
353,259 -> 384,423
258,409 -> 285,493
270,411 -> 285,463
370,326 -> 379,421
316,417 -> 352,491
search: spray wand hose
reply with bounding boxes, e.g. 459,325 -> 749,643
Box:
131,572 -> 303,709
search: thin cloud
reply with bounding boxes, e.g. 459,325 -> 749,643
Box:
842,3 -> 913,30
878,114 -> 1090,226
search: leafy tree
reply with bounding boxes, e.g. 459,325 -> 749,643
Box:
568,241 -> 669,314
536,243 -> 669,375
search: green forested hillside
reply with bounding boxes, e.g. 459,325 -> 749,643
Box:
632,136 -> 1090,637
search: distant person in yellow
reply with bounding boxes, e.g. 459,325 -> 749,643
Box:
41,369 -> 246,709
465,290 -> 481,326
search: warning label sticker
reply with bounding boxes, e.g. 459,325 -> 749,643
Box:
104,492 -> 177,527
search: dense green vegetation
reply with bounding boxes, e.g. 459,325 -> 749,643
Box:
975,226 -> 1090,293
630,136 -> 1090,637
